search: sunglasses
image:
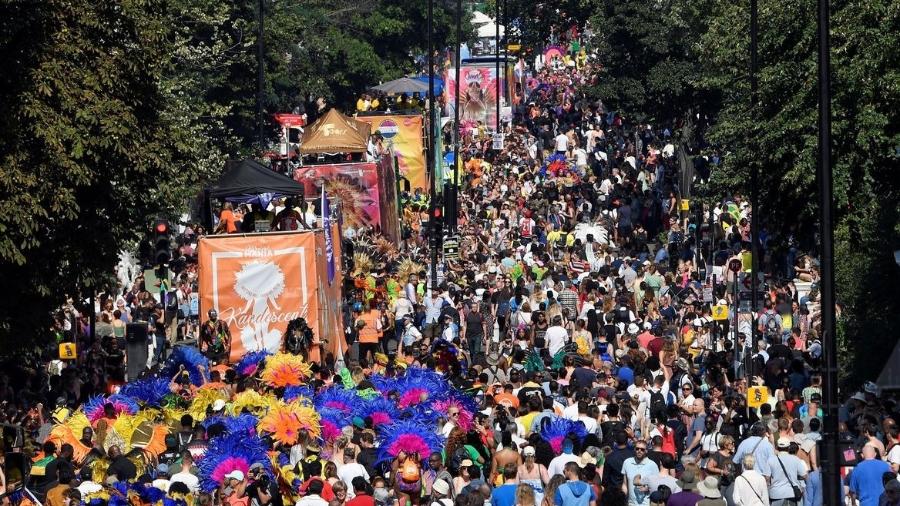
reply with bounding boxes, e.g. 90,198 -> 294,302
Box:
635,447 -> 647,451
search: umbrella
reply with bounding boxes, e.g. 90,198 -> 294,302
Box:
373,77 -> 429,95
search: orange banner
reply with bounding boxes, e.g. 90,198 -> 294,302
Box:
199,232 -> 322,362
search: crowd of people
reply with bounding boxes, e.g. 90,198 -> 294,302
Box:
2,25 -> 900,506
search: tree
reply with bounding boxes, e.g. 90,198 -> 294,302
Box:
0,0 -> 220,344
700,0 -> 900,386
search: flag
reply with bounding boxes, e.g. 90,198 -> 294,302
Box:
321,187 -> 335,284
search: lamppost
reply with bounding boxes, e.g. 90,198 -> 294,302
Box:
427,0 -> 438,291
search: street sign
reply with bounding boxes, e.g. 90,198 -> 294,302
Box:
711,305 -> 729,321
728,259 -> 743,273
702,286 -> 714,303
747,386 -> 769,408
443,237 -> 460,260
59,342 -> 77,360
492,133 -> 504,150
680,199 -> 690,211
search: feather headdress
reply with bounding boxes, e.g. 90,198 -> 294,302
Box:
354,396 -> 400,428
202,413 -> 260,438
163,346 -> 209,386
187,387 -> 229,422
83,395 -> 140,425
373,367 -> 449,409
258,400 -> 320,444
47,411 -> 92,463
318,408 -> 351,443
431,395 -> 476,433
229,390 -> 277,417
235,350 -> 271,377
539,417 -> 588,454
199,432 -> 271,492
118,377 -> 172,408
375,419 -> 444,463
284,385 -> 316,402
314,386 -> 362,415
261,353 -> 312,388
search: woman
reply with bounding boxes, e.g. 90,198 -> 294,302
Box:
517,448 -> 549,505
540,475 -> 566,506
216,202 -> 238,234
323,461 -> 340,486
451,463 -> 473,496
704,435 -> 736,493
331,481 -> 348,506
515,484 -> 536,506
571,319 -> 592,360
659,340 -> 677,378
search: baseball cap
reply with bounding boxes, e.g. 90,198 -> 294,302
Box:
777,438 -> 792,449
523,446 -> 536,457
212,399 -> 226,412
577,452 -> 594,468
432,479 -> 450,496
225,470 -> 244,481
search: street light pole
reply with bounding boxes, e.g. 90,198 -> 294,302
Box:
257,0 -> 265,149
427,0 -> 438,292
749,0 -> 760,325
495,0 -> 500,133
450,0 -> 462,234
817,0 -> 839,503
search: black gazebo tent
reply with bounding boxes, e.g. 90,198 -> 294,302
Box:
209,159 -> 305,198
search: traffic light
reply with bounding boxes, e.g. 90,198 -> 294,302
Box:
153,219 -> 172,265
429,208 -> 443,250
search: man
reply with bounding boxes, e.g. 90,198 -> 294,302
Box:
554,130 -> 570,156
554,462 -> 596,506
346,477 -> 375,506
430,479 -> 453,506
546,316 -> 569,357
490,433 -> 523,484
337,448 -> 369,499
767,439 -> 807,506
733,454 -> 769,505
45,462 -> 75,506
247,463 -> 282,506
224,470 -> 249,506
297,479 -> 329,506
152,463 -> 171,492
643,454 -> 680,496
490,465 -> 519,506
358,432 -> 378,478
170,451 -> 200,493
732,422 -> 775,479
391,293 -> 415,342
425,452 -> 454,500
200,309 -> 231,363
684,398 -> 707,456
441,406 -> 461,437
462,299 -> 486,361
603,431 -> 634,491
548,439 -> 580,478
107,445 -> 137,483
848,443 -> 890,506
621,440 -> 659,506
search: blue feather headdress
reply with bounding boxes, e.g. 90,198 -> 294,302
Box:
375,419 -> 445,464
314,386 -> 362,415
83,394 -> 139,424
354,395 -> 400,428
199,432 -> 272,492
284,384 -> 316,402
235,350 -> 271,377
318,407 -> 351,443
118,377 -> 171,407
201,413 -> 259,438
373,367 -> 450,409
163,346 -> 209,386
539,416 -> 588,454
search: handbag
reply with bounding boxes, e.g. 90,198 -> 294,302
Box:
776,455 -> 803,501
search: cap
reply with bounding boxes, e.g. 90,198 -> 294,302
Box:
212,399 -> 226,412
523,446 -> 535,457
432,479 -> 450,496
577,452 -> 594,468
777,438 -> 792,449
627,323 -> 639,334
460,459 -> 474,468
225,470 -> 244,481
643,322 -> 652,330
156,464 -> 170,475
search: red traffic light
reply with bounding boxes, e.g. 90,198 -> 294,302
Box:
154,221 -> 169,234
433,209 -> 442,219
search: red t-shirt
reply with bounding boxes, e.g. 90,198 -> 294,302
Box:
346,494 -> 375,506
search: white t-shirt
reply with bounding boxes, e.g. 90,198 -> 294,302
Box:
169,471 -> 200,493
546,325 -> 569,356
337,462 -> 369,498
554,134 -> 569,152
573,148 -> 588,167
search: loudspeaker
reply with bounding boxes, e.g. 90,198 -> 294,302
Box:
125,322 -> 148,381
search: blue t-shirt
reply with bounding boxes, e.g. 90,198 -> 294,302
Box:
490,484 -> 517,506
849,458 -> 891,506
554,481 -> 595,506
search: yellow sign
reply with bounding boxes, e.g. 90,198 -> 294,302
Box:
680,199 -> 690,211
59,342 -> 77,360
748,386 -> 769,408
711,305 -> 729,321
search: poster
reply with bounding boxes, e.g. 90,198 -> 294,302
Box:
443,63 -> 512,130
293,163 -> 382,232
199,232 -> 322,362
358,115 -> 427,193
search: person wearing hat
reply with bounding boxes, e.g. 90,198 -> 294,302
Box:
223,470 -> 248,506
429,479 -> 453,506
152,463 -> 171,492
695,476 -> 725,505
517,446 -> 549,505
397,315 -> 422,358
766,439 -> 807,505
666,469 -> 702,504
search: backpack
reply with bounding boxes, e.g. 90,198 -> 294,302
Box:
448,446 -> 469,475
649,390 -> 667,420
